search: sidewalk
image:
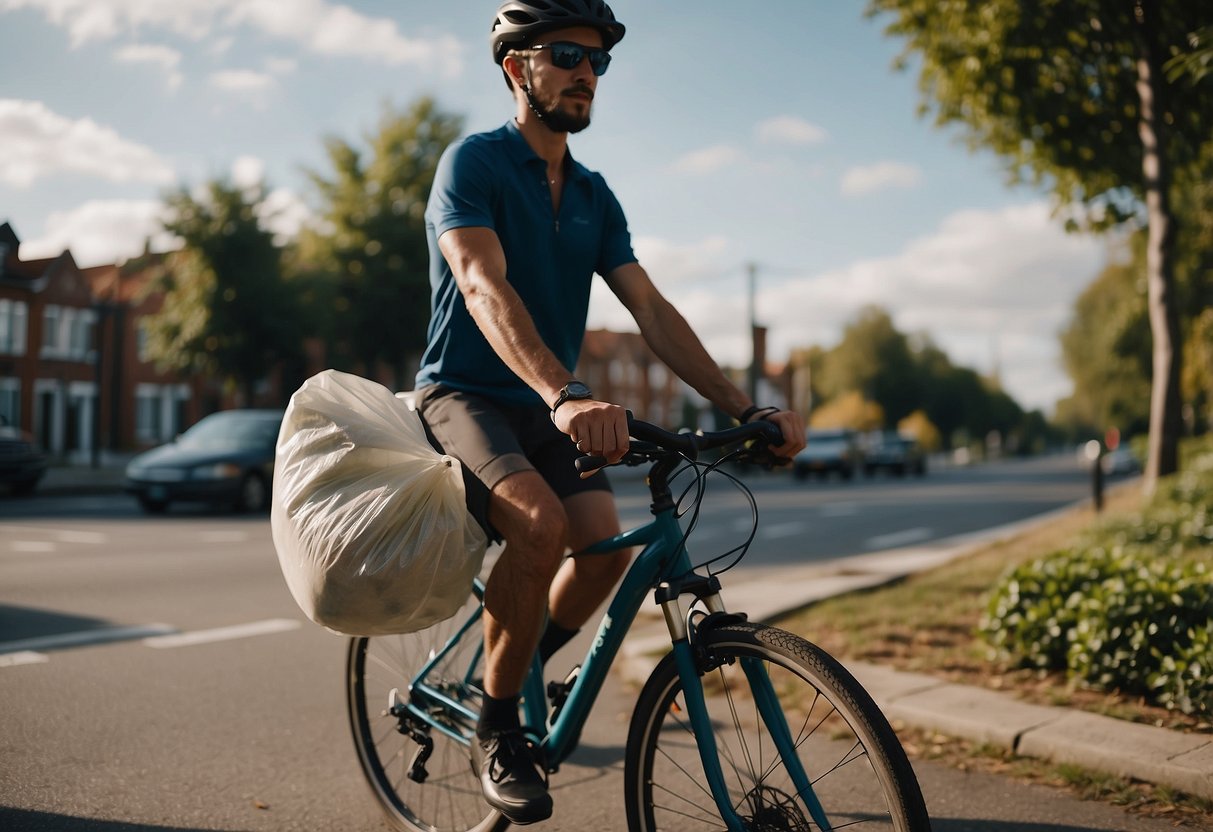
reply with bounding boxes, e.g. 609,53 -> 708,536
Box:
27,465 -> 1213,800
35,461 -> 129,496
618,510 -> 1213,802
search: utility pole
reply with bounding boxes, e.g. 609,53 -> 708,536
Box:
746,262 -> 758,403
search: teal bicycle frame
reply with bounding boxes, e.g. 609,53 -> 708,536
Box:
406,462 -> 825,832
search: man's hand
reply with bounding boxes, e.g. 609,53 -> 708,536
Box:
760,409 -> 806,460
552,399 -> 630,466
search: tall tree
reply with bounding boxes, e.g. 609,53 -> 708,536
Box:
144,180 -> 300,406
300,97 -> 463,388
867,0 -> 1213,491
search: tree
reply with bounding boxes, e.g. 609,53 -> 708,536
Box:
300,97 -> 463,388
1059,236 -> 1153,436
867,0 -> 1213,491
144,180 -> 300,406
817,306 -> 919,426
1165,24 -> 1213,82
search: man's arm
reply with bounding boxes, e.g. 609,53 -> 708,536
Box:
437,227 -> 629,463
604,261 -> 806,457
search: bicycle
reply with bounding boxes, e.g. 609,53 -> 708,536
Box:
346,416 -> 932,831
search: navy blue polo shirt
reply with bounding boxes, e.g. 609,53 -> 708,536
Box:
415,120 -> 637,406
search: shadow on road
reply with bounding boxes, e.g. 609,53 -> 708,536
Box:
0,808 -> 243,832
932,819 -> 1134,832
0,604 -> 112,645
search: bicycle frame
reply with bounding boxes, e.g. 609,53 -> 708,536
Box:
404,474 -> 821,832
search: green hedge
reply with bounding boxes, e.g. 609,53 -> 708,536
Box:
981,440 -> 1213,715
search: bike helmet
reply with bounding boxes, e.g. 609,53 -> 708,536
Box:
491,0 -> 626,66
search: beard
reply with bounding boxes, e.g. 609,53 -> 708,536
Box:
533,87 -> 593,133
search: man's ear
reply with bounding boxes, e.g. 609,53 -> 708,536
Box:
502,53 -> 528,90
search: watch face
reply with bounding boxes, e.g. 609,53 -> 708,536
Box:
565,382 -> 592,400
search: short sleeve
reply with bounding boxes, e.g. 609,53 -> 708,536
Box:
596,184 -> 637,276
426,139 -> 496,238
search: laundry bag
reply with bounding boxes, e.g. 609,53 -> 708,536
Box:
271,369 -> 487,635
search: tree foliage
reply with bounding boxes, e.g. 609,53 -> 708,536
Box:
1058,236 -> 1153,435
866,0 -> 1213,488
300,97 -> 463,387
144,180 -> 300,405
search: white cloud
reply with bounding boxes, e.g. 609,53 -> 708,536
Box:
210,69 -> 276,93
113,43 -> 184,89
258,186 -> 313,244
230,155 -> 265,190
671,145 -> 745,176
3,0 -> 461,73
265,56 -> 298,75
749,201 -> 1105,412
0,99 -> 174,187
755,115 -> 827,146
840,161 -> 923,196
19,199 -> 178,267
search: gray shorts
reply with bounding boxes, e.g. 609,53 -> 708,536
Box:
417,384 -> 612,541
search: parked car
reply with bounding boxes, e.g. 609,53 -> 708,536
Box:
864,432 -> 927,477
125,409 -> 283,514
792,428 -> 862,481
1101,447 -> 1141,476
0,415 -> 48,496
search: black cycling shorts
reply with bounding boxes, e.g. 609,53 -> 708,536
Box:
417,384 -> 612,542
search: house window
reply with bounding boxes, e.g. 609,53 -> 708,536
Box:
69,309 -> 96,360
41,305 -> 62,356
0,378 -> 19,427
0,299 -> 28,355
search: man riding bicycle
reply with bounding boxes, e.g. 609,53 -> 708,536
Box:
414,1 -> 806,823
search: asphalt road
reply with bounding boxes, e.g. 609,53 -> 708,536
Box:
0,455 -> 1169,832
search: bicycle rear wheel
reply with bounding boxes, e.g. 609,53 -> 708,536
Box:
346,592 -> 506,832
625,620 -> 931,831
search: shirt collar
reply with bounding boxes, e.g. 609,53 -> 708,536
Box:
503,119 -> 587,183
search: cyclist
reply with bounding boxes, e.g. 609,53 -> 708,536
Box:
414,1 -> 806,823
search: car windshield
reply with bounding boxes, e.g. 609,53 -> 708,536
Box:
178,413 -> 280,450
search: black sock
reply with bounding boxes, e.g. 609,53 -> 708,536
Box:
477,693 -> 521,740
538,620 -> 580,666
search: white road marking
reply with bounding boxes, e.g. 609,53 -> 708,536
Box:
10,541 -> 56,553
865,527 -> 933,550
761,521 -> 809,540
0,624 -> 177,655
57,530 -> 108,544
819,502 -> 860,517
143,618 -> 300,649
0,651 -> 49,668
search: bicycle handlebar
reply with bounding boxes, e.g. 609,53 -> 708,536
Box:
574,414 -> 785,474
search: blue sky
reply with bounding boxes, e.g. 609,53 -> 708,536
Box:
0,1 -> 1109,413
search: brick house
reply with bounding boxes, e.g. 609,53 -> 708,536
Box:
0,223 -> 221,462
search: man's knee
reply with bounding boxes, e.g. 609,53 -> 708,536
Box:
489,473 -> 570,564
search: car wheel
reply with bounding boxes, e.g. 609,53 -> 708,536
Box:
235,472 -> 269,513
138,496 -> 169,514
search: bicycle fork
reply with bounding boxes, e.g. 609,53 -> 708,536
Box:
660,588 -> 832,832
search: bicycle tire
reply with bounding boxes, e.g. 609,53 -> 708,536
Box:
346,594 -> 508,832
625,620 -> 931,831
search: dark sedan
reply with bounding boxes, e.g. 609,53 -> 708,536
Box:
0,416 -> 48,496
124,409 -> 283,514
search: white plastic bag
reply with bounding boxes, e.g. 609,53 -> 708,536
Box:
271,369 -> 487,635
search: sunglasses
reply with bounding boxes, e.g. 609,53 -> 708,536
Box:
530,42 -> 611,76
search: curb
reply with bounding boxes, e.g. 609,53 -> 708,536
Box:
617,494 -> 1213,802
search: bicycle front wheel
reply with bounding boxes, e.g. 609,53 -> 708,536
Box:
625,620 -> 930,831
346,593 -> 507,832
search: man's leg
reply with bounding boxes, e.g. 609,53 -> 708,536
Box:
547,489 -> 631,633
481,470 -> 569,699
472,469 -> 566,824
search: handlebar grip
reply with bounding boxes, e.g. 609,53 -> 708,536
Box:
574,455 -> 609,475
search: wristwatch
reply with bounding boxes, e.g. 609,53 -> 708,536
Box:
551,381 -> 593,413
